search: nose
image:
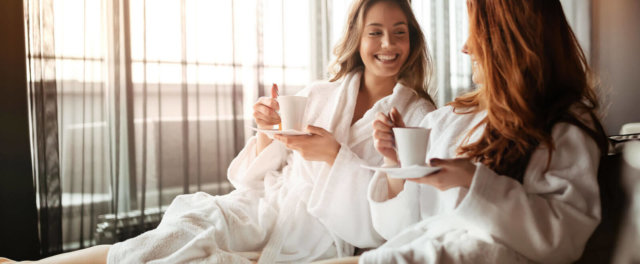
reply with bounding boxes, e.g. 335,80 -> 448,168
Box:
462,41 -> 470,55
381,33 -> 394,48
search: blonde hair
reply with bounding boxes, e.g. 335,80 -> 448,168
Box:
329,0 -> 435,105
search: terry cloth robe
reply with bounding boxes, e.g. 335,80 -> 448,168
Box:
360,106 -> 601,264
106,71 -> 435,264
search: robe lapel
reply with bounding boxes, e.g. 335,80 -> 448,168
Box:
322,72 -> 418,148
348,82 -> 414,147
326,71 -> 361,145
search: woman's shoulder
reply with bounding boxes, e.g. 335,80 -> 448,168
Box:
424,105 -> 459,122
389,85 -> 436,117
550,106 -> 603,144
419,105 -> 484,128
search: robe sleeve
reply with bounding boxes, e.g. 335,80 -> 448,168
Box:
452,123 -> 601,263
360,123 -> 601,264
365,108 -> 434,241
306,93 -> 434,249
367,174 -> 421,240
227,136 -> 290,191
307,143 -> 386,248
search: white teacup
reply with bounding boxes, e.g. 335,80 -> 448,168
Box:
278,96 -> 307,131
392,127 -> 430,167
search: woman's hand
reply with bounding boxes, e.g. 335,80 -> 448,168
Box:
274,125 -> 341,165
373,107 -> 408,199
408,158 -> 477,190
252,97 -> 280,129
372,107 -> 405,166
253,95 -> 281,154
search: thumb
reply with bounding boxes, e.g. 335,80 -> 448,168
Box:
271,83 -> 279,99
305,125 -> 328,136
429,158 -> 447,167
389,107 -> 406,127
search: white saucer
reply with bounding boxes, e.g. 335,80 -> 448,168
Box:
361,164 -> 441,179
251,127 -> 311,136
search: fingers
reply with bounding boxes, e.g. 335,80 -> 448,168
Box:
407,167 -> 450,188
373,112 -> 394,137
428,158 -> 444,167
372,119 -> 394,133
253,97 -> 281,127
407,173 -> 445,188
253,109 -> 281,127
374,138 -> 395,149
274,134 -> 309,149
373,128 -> 394,141
255,97 -> 279,111
375,112 -> 394,126
253,108 -> 280,122
389,107 -> 406,127
409,158 -> 476,190
305,125 -> 328,136
428,157 -> 470,167
373,111 -> 398,161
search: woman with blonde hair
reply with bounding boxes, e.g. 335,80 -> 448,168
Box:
4,0 -> 435,263
325,0 -> 607,263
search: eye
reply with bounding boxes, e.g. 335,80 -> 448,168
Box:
368,31 -> 382,36
394,31 -> 406,35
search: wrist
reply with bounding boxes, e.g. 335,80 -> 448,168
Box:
256,131 -> 273,155
325,143 -> 341,166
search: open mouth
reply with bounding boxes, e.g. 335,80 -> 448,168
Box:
375,54 -> 399,63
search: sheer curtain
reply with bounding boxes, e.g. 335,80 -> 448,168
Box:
25,0 -> 315,254
24,0 -> 590,255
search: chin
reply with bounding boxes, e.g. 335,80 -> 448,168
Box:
373,67 -> 401,78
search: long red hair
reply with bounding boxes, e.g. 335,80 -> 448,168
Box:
452,0 -> 607,181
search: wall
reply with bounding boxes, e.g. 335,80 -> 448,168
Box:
592,0 -> 640,135
0,0 -> 41,260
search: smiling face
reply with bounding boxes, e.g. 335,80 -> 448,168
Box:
359,1 -> 410,81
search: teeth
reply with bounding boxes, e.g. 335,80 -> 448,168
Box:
376,54 -> 397,61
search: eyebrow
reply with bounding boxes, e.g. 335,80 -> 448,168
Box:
366,22 -> 408,27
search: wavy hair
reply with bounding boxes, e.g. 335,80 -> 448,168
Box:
451,0 -> 608,181
329,0 -> 435,105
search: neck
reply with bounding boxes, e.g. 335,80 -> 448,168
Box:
361,70 -> 397,99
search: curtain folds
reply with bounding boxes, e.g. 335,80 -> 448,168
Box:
24,0 -> 63,256
25,0 -> 316,253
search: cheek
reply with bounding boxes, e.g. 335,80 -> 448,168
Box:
472,66 -> 484,84
398,39 -> 411,62
400,38 -> 410,53
359,39 -> 373,57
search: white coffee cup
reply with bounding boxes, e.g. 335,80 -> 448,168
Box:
392,127 -> 429,167
277,96 -> 307,131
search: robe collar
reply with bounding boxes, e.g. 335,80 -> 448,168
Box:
327,70 -> 418,148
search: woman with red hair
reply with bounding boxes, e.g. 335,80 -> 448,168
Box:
353,0 -> 608,263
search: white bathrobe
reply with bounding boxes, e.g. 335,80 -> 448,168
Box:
360,106 -> 601,264
106,71 -> 435,264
